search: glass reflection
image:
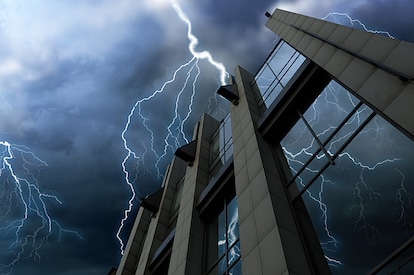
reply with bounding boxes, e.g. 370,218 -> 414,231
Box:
281,80 -> 414,274
227,197 -> 239,247
253,40 -> 306,108
205,196 -> 241,274
210,114 -> 233,179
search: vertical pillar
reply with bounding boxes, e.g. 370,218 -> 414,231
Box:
167,114 -> 220,274
230,66 -> 329,274
133,157 -> 186,274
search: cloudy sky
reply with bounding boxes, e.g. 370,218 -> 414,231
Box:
0,0 -> 413,274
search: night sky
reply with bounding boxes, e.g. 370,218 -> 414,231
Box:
0,0 -> 413,274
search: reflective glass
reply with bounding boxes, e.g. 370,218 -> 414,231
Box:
267,42 -> 296,76
206,264 -> 217,275
292,114 -> 414,274
210,132 -> 220,164
227,197 -> 239,247
302,81 -> 361,144
206,216 -> 219,268
205,195 -> 241,274
282,80 -> 372,185
281,79 -> 414,273
376,242 -> 414,275
281,117 -> 322,179
218,209 -> 226,257
253,41 -> 306,108
228,241 -> 241,267
172,177 -> 184,213
399,259 -> 414,274
292,156 -> 329,191
229,259 -> 242,275
217,257 -> 226,275
210,114 -> 233,178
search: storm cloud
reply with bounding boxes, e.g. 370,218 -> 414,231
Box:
0,0 -> 413,274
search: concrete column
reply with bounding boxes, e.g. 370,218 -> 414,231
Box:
167,114 -> 220,274
133,157 -> 186,275
231,66 -> 329,274
117,208 -> 152,275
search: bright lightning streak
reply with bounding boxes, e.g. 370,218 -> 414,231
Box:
393,168 -> 412,236
282,80 -> 411,268
117,0 -> 228,255
169,0 -> 228,86
0,141 -> 82,274
322,12 -> 395,39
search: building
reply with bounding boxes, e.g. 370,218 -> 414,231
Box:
115,9 -> 414,275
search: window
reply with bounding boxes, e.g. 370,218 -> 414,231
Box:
168,176 -> 184,230
280,80 -> 414,274
210,114 -> 233,178
204,195 -> 241,275
172,176 -> 184,215
252,40 -> 306,108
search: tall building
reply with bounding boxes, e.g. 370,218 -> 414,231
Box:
115,9 -> 414,275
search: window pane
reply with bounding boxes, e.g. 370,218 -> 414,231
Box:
281,79 -> 414,273
282,80 -> 372,185
228,241 -> 241,267
218,209 -> 226,257
172,177 -> 184,213
205,194 -> 241,274
302,81 -> 361,144
229,259 -> 242,275
227,197 -> 240,247
282,118 -> 319,176
210,114 -> 233,179
206,216 -> 219,268
399,258 -> 414,275
217,256 -> 226,275
267,42 -> 296,76
206,264 -> 218,275
253,41 -> 306,108
297,115 -> 414,274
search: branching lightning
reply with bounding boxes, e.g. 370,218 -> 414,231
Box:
0,141 -> 82,274
117,0 -> 229,255
393,168 -> 413,236
322,12 -> 395,39
282,80 -> 412,268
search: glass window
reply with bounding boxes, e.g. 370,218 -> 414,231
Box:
210,114 -> 233,178
168,176 -> 185,231
172,176 -> 184,214
252,40 -> 306,108
205,195 -> 241,275
281,80 -> 414,274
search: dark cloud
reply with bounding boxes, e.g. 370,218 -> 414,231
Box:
0,0 -> 413,274
352,0 -> 414,42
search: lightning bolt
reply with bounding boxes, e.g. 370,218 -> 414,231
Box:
0,141 -> 82,275
322,12 -> 395,39
394,168 -> 413,236
117,0 -> 229,255
282,79 -> 412,268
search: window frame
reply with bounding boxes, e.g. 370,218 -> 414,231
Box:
203,192 -> 241,275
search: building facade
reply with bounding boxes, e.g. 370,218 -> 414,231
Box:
115,9 -> 414,275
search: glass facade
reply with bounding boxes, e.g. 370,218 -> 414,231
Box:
205,195 -> 241,275
280,80 -> 414,274
169,176 -> 184,229
252,40 -> 306,108
210,114 -> 233,178
372,237 -> 414,274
